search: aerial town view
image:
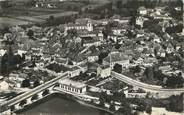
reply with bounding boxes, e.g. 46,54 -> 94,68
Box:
0,0 -> 183,115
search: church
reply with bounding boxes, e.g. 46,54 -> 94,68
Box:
65,19 -> 93,32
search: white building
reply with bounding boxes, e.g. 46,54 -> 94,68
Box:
136,17 -> 148,28
0,76 -> 9,91
68,66 -> 84,78
138,7 -> 147,15
97,64 -> 111,78
87,53 -> 99,62
65,20 -> 93,32
58,79 -> 87,94
83,38 -> 101,47
151,107 -> 182,115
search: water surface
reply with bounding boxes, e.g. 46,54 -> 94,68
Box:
17,94 -> 112,115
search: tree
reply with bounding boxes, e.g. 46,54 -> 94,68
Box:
1,53 -> 9,75
113,63 -> 122,73
13,54 -> 22,65
27,29 -> 34,39
130,65 -> 141,73
1,27 -> 10,35
144,67 -> 154,80
42,89 -> 50,96
118,102 -> 132,115
1,45 -> 14,75
146,104 -> 152,114
165,74 -> 184,88
19,100 -> 27,106
109,102 -> 116,111
33,80 -> 40,87
27,0 -> 36,7
67,29 -> 77,37
21,79 -> 31,88
31,94 -> 38,101
22,53 -> 26,61
166,94 -> 183,112
47,15 -> 55,26
99,91 -> 107,107
98,52 -> 108,64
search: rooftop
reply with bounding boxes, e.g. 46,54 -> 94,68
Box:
104,52 -> 129,63
59,79 -> 87,89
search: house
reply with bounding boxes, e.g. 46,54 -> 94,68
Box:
157,48 -> 166,57
143,57 -> 158,66
159,65 -> 172,73
87,52 -> 99,62
58,79 -> 87,94
138,7 -> 147,15
68,66 -> 84,78
27,26 -> 43,38
111,47 -> 119,54
151,107 -> 181,115
153,36 -> 161,43
110,15 -> 131,24
97,64 -> 111,78
175,42 -> 184,51
107,34 -> 118,43
86,62 -> 98,75
55,58 -> 68,66
0,49 -> 6,57
72,56 -> 87,66
0,77 -> 9,91
142,48 -> 155,57
82,38 -> 101,47
74,36 -> 82,43
153,15 -> 172,20
103,52 -> 130,68
77,30 -> 97,38
136,17 -> 148,28
127,92 -> 147,98
111,27 -> 126,35
135,57 -> 144,65
98,19 -> 109,25
166,43 -> 174,54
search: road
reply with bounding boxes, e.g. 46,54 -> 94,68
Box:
111,71 -> 184,92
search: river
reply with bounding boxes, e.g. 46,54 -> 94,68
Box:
16,94 -> 112,115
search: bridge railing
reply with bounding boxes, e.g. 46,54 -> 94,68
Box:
0,72 -> 69,110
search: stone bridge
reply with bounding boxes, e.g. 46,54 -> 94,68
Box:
0,72 -> 69,113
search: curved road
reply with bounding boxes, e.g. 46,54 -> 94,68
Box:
111,71 -> 184,92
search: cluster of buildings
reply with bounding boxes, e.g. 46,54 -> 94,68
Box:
0,4 -> 184,88
0,2 -> 183,114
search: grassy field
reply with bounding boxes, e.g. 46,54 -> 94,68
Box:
34,11 -> 78,20
0,17 -> 29,29
15,16 -> 45,23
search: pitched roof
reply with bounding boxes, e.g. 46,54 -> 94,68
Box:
104,52 -> 129,63
59,79 -> 86,88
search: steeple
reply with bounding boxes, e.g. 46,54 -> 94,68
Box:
87,20 -> 93,31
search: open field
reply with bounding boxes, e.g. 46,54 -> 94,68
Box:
14,16 -> 45,23
34,11 -> 78,20
0,17 -> 29,29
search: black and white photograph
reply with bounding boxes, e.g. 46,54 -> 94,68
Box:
0,0 -> 184,115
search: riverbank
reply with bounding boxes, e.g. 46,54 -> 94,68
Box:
15,92 -> 113,115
